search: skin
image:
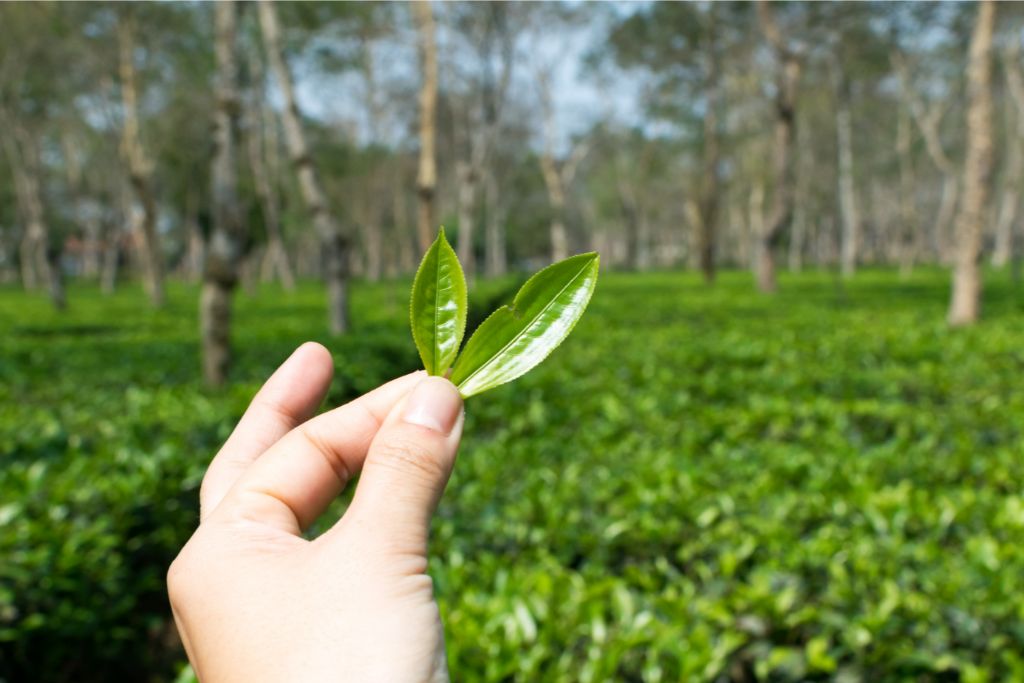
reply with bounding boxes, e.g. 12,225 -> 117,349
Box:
168,342 -> 464,682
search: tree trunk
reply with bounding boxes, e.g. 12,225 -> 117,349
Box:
949,0 -> 996,326
17,215 -> 59,307
18,231 -> 39,291
789,203 -> 806,273
82,216 -> 103,279
993,42 -> 1024,268
101,213 -> 123,295
355,161 -> 385,283
0,236 -> 14,285
183,192 -> 205,284
261,240 -> 292,286
748,181 -> 765,274
933,178 -> 958,264
789,122 -> 811,272
834,69 -> 860,279
240,248 -> 261,296
118,11 -> 165,308
412,1 -> 438,253
549,219 -> 569,264
895,54 -> 960,266
247,38 -> 295,291
896,72 -> 919,278
697,6 -> 722,284
449,6 -> 516,278
62,132 -> 102,280
4,124 -> 63,309
201,0 -> 244,386
756,0 -> 801,293
484,167 -> 508,276
620,174 -> 647,270
456,160 -> 478,279
538,68 -> 587,264
756,242 -> 777,293
358,34 -> 387,283
871,181 -> 900,266
540,145 -> 570,263
259,0 -> 349,333
729,203 -> 747,270
44,243 -> 65,310
992,153 -> 1020,269
394,184 -> 415,274
362,212 -> 383,282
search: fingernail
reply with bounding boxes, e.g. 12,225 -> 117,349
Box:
402,377 -> 462,435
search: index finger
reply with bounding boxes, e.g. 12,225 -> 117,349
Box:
199,342 -> 335,520
208,370 -> 426,533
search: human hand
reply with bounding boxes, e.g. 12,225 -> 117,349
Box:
168,342 -> 464,682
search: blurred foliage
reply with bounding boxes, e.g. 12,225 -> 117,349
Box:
3,270 -> 1024,681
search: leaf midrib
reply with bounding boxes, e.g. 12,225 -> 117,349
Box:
431,250 -> 442,372
456,258 -> 592,391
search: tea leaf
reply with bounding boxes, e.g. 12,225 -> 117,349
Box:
450,252 -> 599,397
410,228 -> 467,376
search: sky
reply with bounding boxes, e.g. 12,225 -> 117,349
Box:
289,3 -> 645,154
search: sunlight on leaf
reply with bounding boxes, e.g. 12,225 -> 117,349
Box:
450,252 -> 599,397
409,228 -> 468,376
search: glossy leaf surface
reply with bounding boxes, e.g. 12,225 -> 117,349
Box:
410,228 -> 467,375
450,252 -> 599,397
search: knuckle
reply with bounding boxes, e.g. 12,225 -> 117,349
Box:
371,433 -> 446,482
298,424 -> 352,485
165,553 -> 192,608
165,533 -> 210,610
197,474 -> 215,508
197,471 -> 226,520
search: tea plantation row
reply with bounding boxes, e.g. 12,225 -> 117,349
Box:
3,270 -> 1024,682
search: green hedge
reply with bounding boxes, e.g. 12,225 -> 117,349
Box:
3,271 -> 1024,682
0,282 -> 420,682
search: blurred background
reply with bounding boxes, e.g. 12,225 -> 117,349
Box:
3,1 -> 1024,681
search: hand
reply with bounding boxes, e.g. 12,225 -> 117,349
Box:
168,342 -> 464,683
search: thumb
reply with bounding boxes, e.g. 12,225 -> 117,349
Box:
343,376 -> 464,554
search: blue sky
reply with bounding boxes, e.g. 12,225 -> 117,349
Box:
289,3 -> 645,153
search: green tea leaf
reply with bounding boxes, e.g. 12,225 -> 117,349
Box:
450,252 -> 599,397
410,228 -> 468,376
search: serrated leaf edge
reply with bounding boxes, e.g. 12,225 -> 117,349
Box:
410,227 -> 466,375
454,252 -> 599,397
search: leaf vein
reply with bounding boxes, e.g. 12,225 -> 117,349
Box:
456,258 -> 593,391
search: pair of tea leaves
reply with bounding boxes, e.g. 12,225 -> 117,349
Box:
410,229 -> 599,398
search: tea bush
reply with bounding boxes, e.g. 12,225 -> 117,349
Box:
3,270 -> 1024,682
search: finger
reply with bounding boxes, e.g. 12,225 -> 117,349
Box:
200,342 -> 334,521
213,371 -> 426,535
340,377 -> 464,555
